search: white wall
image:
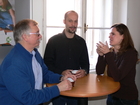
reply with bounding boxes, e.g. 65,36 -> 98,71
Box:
15,0 -> 46,57
32,0 -> 46,57
112,0 -> 127,24
127,0 -> 140,100
15,0 -> 31,23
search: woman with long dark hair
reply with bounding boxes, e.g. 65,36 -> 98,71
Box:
96,23 -> 138,105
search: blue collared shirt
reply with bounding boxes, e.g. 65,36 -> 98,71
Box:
32,50 -> 42,89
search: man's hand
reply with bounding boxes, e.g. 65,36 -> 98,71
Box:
61,73 -> 77,81
62,69 -> 73,75
57,73 -> 77,92
57,80 -> 72,92
74,69 -> 87,78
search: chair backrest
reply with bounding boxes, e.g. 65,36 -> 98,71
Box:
137,59 -> 140,64
0,46 -> 13,64
104,65 -> 108,76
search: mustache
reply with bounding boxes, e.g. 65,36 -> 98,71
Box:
69,27 -> 77,28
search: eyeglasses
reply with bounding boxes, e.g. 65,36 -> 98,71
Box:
29,32 -> 41,36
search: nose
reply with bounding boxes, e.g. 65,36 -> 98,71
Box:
72,21 -> 77,26
39,34 -> 42,38
71,22 -> 75,26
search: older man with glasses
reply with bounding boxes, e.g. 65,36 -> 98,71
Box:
0,19 -> 76,105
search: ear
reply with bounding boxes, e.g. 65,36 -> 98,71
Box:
22,34 -> 29,42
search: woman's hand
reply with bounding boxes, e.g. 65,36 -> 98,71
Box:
96,41 -> 110,55
96,47 -> 104,56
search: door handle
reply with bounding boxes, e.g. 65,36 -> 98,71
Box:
84,23 -> 88,33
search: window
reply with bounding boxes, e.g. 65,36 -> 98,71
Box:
44,0 -> 127,71
46,0 -> 82,40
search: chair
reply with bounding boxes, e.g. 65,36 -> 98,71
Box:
137,59 -> 140,64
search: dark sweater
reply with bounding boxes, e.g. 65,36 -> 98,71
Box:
96,48 -> 138,100
44,30 -> 89,74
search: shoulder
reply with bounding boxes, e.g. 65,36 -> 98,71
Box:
75,34 -> 84,40
49,33 -> 63,41
75,35 -> 87,48
122,48 -> 138,61
75,34 -> 86,43
126,48 -> 137,55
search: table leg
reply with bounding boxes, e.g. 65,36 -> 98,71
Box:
78,97 -> 88,105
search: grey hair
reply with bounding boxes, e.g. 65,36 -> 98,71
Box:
13,19 -> 38,43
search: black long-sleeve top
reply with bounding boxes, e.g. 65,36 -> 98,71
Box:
96,48 -> 138,100
44,30 -> 89,74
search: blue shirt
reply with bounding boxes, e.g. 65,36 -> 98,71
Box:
32,50 -> 42,89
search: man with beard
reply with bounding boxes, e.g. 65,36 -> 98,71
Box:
44,10 -> 89,105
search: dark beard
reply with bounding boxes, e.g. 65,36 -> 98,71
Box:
68,27 -> 77,34
68,30 -> 75,34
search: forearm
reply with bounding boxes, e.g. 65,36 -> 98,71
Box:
96,55 -> 106,75
42,64 -> 61,83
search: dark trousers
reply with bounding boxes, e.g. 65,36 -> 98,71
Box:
52,96 -> 78,105
107,95 -> 138,105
